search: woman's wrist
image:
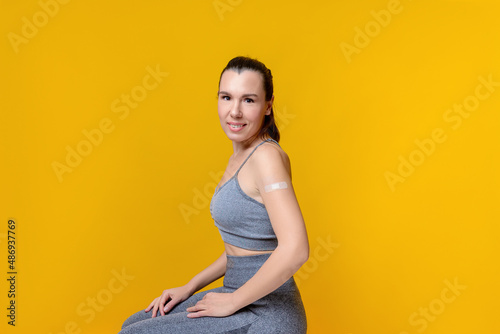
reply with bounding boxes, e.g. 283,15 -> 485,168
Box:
230,290 -> 249,312
184,281 -> 198,296
227,292 -> 243,314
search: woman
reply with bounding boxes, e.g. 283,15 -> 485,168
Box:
119,56 -> 309,333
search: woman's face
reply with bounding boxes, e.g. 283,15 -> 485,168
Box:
217,69 -> 273,143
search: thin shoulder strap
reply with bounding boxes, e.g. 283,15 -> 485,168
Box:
234,138 -> 278,175
266,138 -> 280,147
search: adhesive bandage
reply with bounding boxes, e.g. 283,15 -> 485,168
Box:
264,182 -> 288,193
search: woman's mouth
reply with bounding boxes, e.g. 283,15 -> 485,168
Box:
228,122 -> 246,132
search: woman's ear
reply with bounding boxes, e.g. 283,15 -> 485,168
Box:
265,95 -> 274,115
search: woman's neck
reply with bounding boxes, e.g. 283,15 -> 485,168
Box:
231,135 -> 269,157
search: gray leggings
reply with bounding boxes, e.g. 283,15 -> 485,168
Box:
118,253 -> 307,333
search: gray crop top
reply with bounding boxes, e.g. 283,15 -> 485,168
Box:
210,139 -> 280,251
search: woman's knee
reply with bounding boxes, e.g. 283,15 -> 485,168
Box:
120,309 -> 150,329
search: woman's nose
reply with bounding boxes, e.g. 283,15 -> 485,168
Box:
229,101 -> 242,117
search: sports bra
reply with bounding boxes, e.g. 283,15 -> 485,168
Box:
210,138 -> 280,251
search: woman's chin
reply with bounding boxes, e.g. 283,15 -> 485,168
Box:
225,131 -> 258,143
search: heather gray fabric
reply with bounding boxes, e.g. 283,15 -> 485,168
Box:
210,139 -> 279,251
118,253 -> 307,333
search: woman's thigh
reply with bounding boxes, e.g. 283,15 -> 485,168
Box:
118,285 -> 259,334
119,309 -> 258,334
120,286 -> 226,330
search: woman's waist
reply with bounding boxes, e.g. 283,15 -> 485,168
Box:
223,252 -> 298,292
224,241 -> 274,257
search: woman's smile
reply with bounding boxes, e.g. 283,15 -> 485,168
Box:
228,122 -> 247,132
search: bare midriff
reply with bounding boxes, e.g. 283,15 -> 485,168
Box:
224,242 -> 274,256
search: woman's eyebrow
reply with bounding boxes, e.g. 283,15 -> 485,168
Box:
218,91 -> 259,97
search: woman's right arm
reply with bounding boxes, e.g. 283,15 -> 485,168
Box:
145,250 -> 227,317
185,250 -> 227,295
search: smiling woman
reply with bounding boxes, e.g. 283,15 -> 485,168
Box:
118,56 -> 309,334
216,57 -> 279,143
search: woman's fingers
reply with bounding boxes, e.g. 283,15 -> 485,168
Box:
148,291 -> 176,317
163,297 -> 179,312
185,292 -> 237,318
144,297 -> 158,312
154,292 -> 167,316
144,287 -> 191,318
158,290 -> 171,315
186,301 -> 207,318
186,299 -> 206,312
186,310 -> 207,318
152,293 -> 167,317
152,299 -> 162,318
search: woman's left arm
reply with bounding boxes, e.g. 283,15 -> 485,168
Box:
186,145 -> 309,317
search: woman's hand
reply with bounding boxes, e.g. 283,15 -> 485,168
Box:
186,292 -> 238,318
145,285 -> 194,318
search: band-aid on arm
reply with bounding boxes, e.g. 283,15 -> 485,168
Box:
264,182 -> 288,193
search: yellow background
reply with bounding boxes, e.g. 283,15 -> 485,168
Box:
1,0 -> 499,333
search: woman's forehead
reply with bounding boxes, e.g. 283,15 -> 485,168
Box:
220,69 -> 264,93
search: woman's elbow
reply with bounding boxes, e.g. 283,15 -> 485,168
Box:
297,243 -> 309,266
276,238 -> 310,269
286,242 -> 309,269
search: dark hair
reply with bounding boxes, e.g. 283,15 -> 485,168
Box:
218,56 -> 280,143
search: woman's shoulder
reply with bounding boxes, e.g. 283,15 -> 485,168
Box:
252,139 -> 291,175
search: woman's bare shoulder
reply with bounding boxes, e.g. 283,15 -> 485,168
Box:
252,140 -> 291,176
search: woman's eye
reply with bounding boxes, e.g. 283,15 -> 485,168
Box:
244,98 -> 254,103
221,96 -> 230,101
